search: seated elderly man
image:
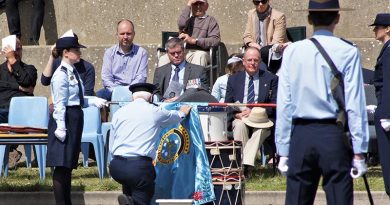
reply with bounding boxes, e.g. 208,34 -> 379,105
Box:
225,47 -> 278,175
158,0 -> 220,67
153,37 -> 209,102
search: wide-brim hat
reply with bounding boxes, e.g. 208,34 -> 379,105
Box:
295,0 -> 353,12
129,83 -> 156,93
369,13 -> 390,26
242,107 -> 274,128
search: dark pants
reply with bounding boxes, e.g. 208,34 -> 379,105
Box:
109,156 -> 156,205
286,119 -> 353,205
374,116 -> 390,196
0,109 -> 8,123
5,0 -> 45,43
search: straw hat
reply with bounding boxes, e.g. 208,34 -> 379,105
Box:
242,107 -> 274,128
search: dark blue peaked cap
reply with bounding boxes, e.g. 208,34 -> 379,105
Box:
370,13 -> 390,26
129,83 -> 156,93
56,36 -> 86,49
296,0 -> 353,11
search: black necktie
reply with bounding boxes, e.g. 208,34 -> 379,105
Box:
247,76 -> 255,104
73,69 -> 84,106
172,66 -> 180,82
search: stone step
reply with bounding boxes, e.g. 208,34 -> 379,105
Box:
0,0 -> 387,45
19,39 -> 382,98
0,191 -> 387,205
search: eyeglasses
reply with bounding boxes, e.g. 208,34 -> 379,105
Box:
253,0 -> 268,6
168,50 -> 183,56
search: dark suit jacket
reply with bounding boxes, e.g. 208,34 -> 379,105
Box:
153,61 -> 210,100
225,70 -> 278,131
374,40 -> 390,118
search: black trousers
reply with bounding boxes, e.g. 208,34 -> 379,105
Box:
5,0 -> 45,42
109,156 -> 156,205
286,120 -> 353,205
374,116 -> 390,196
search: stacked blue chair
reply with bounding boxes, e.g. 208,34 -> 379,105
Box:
80,106 -> 105,179
0,96 -> 49,180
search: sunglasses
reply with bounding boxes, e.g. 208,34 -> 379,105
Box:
253,0 -> 268,5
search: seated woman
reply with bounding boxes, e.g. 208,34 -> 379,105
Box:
211,54 -> 244,102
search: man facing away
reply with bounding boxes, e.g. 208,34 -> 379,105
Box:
275,1 -> 369,204
109,82 -> 191,205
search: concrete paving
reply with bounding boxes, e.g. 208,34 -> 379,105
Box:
0,191 -> 388,205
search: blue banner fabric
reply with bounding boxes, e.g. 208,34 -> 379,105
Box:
153,103 -> 215,204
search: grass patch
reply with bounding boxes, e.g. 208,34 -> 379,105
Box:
0,163 -> 385,192
246,165 -> 385,191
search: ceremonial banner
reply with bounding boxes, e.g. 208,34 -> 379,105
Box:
153,103 -> 215,204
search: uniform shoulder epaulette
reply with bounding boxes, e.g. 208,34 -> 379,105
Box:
60,66 -> 67,73
340,38 -> 356,47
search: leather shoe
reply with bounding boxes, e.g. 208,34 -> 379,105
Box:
118,194 -> 134,205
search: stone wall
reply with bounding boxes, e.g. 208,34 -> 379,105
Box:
0,0 -> 389,97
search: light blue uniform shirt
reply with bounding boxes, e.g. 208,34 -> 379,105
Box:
101,44 -> 148,89
211,74 -> 229,102
275,30 -> 369,157
109,98 -> 185,158
51,61 -> 85,126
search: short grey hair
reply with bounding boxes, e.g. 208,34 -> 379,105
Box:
165,37 -> 185,50
132,91 -> 152,101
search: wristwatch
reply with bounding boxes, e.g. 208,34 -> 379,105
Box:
195,38 -> 199,45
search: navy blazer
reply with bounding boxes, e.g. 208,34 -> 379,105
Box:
225,70 -> 278,131
153,61 -> 209,100
374,40 -> 390,118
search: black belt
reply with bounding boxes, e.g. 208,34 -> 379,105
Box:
66,105 -> 82,109
114,155 -> 152,161
293,118 -> 337,125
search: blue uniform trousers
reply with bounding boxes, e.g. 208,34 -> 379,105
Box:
286,119 -> 353,205
109,156 -> 156,205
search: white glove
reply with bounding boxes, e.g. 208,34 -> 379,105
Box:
350,159 -> 367,178
55,128 -> 66,142
380,119 -> 390,131
278,156 -> 288,176
89,97 -> 107,108
55,121 -> 66,142
366,105 -> 377,114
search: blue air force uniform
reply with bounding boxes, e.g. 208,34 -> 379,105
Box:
109,84 -> 185,205
47,61 -> 85,169
275,30 -> 369,204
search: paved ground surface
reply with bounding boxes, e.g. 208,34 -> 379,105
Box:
0,191 -> 388,205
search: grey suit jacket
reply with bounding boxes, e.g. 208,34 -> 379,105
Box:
153,61 -> 210,100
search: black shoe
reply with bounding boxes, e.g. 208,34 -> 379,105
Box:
244,165 -> 253,179
8,150 -> 22,170
118,194 -> 134,205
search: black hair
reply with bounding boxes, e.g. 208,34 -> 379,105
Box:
308,11 -> 339,26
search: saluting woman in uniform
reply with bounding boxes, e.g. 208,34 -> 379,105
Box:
46,32 -> 106,205
372,13 -> 390,198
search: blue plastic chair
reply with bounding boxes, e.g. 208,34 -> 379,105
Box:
101,86 -> 132,175
81,106 -> 104,179
0,96 -> 49,180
